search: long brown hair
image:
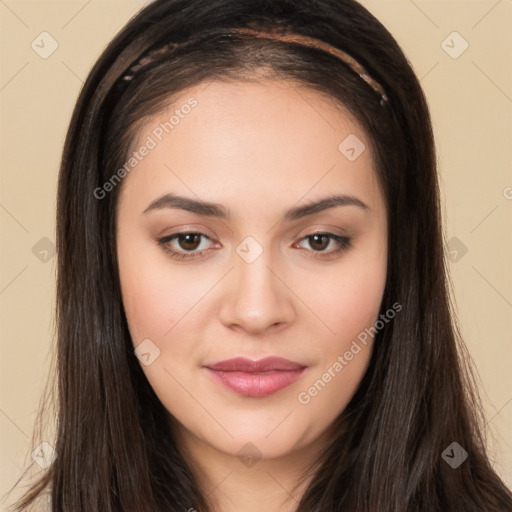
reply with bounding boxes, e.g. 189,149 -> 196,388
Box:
9,0 -> 512,510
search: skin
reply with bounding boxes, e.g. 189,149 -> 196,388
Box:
116,78 -> 388,512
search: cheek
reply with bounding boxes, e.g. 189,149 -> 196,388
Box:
295,243 -> 387,410
307,247 -> 387,349
117,227 -> 206,345
117,256 -> 171,345
117,240 -> 214,386
334,264 -> 385,340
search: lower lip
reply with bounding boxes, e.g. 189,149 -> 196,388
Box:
205,368 -> 307,397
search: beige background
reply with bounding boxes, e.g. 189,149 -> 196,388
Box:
1,0 -> 511,505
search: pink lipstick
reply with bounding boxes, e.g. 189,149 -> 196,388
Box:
203,356 -> 307,397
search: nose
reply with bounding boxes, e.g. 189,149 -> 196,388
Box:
218,245 -> 296,336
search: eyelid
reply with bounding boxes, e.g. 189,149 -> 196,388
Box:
293,224 -> 349,238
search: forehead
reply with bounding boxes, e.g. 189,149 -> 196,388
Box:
131,78 -> 363,151
117,79 -> 384,219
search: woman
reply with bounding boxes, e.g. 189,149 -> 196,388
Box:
11,0 -> 512,510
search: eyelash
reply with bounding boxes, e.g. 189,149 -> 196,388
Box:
156,231 -> 352,261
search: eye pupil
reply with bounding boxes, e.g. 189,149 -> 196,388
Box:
179,233 -> 201,250
309,234 -> 329,251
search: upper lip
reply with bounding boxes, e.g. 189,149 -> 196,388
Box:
204,357 -> 306,373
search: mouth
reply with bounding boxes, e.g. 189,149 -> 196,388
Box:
203,357 -> 308,397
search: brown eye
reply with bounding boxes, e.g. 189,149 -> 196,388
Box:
156,232 -> 217,261
307,234 -> 330,251
295,232 -> 352,260
176,233 -> 202,251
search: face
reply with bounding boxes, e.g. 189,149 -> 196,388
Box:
115,78 -> 388,463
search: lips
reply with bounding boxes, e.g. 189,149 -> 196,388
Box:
204,356 -> 306,373
203,357 -> 307,397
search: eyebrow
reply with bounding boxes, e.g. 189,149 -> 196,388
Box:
143,192 -> 370,221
